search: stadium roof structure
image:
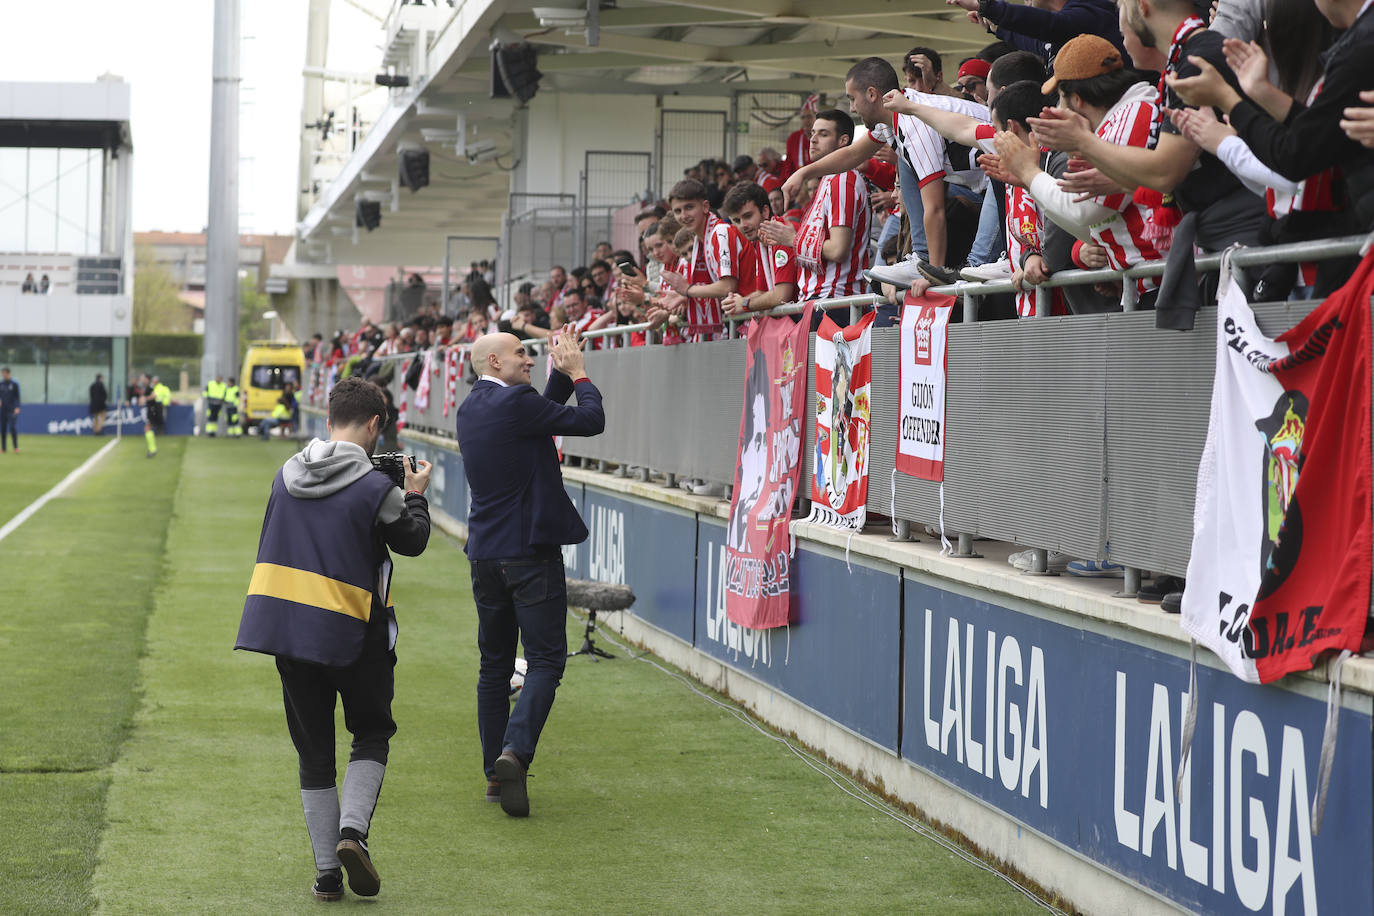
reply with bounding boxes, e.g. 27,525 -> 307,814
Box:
295,0 -> 989,266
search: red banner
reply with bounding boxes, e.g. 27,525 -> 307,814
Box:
1250,254 -> 1373,682
725,305 -> 813,629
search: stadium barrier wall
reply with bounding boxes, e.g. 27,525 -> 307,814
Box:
301,402 -> 1374,916
17,402 -> 195,436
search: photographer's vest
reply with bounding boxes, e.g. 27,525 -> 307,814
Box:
236,468 -> 395,666
224,385 -> 240,413
204,379 -> 227,405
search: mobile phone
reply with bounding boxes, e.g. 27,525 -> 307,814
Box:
617,258 -> 636,276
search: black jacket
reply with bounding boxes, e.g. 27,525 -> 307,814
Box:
980,0 -> 1126,63
1229,4 -> 1374,229
456,372 -> 604,560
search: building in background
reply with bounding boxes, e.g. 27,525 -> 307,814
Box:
0,77 -> 134,407
135,230 -> 293,332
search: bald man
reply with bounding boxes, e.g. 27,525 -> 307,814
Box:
455,332 -> 604,817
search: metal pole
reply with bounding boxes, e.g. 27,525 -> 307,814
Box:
964,292 -> 979,323
1034,285 -> 1049,318
205,0 -> 241,385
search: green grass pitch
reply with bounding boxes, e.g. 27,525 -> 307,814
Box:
0,436 -> 1050,914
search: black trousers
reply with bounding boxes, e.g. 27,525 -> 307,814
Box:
276,630 -> 396,789
0,408 -> 16,450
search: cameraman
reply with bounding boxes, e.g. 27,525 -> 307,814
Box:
235,377 -> 432,902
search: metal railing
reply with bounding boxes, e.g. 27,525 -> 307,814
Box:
306,232 -> 1374,588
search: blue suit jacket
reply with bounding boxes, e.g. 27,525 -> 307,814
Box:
456,371 -> 605,560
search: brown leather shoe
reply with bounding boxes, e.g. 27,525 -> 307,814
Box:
494,750 -> 529,817
485,779 -> 501,803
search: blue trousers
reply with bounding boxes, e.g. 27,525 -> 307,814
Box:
470,551 -> 568,779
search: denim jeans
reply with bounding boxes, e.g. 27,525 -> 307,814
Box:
470,551 -> 568,778
967,183 -> 1004,267
896,156 -> 925,262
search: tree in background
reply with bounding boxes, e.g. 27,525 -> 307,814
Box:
238,275 -> 272,363
133,245 -> 192,333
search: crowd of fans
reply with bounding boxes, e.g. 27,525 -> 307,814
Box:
321,0 -> 1374,362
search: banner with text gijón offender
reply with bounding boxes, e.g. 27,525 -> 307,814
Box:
1182,257 -> 1372,683
896,290 -> 956,480
725,305 -> 813,629
805,310 -> 876,531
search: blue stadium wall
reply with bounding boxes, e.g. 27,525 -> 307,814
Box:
303,412 -> 1373,916
18,403 -> 194,435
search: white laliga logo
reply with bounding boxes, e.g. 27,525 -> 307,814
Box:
1112,672 -> 1317,913
922,609 -> 1049,808
587,504 -> 625,585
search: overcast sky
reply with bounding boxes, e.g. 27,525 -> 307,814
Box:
3,0 -> 381,236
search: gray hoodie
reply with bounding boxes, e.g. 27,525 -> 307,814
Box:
284,438 -> 409,524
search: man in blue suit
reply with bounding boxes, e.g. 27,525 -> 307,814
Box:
456,330 -> 604,817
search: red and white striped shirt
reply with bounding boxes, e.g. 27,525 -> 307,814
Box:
684,213 -> 744,341
738,226 -> 799,299
796,170 -> 872,301
1089,83 -> 1166,294
1006,185 -> 1042,317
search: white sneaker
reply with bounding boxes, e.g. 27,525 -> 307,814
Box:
1012,550 -> 1071,572
865,258 -> 925,290
689,480 -> 725,497
960,259 -> 1012,282
1007,549 -> 1034,567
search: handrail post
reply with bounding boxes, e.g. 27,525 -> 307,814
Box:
1034,285 -> 1050,318
1120,278 -> 1139,312
964,291 -> 979,323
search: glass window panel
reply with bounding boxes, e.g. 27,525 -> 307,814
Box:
0,335 -> 48,403
27,148 -> 58,252
0,148 -> 25,250
56,149 -> 98,255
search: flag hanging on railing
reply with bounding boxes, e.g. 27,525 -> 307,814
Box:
896,290 -> 957,481
442,347 -> 461,418
396,358 -> 411,431
805,310 -> 876,531
725,304 -> 813,629
1182,254 -> 1373,683
414,349 -> 434,410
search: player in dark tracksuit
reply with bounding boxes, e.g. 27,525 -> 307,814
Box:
0,367 -> 20,453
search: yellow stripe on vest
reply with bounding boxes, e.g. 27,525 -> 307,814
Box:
248,563 -> 372,622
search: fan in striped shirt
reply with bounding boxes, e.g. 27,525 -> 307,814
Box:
765,108 -> 872,312
719,181 -> 800,318
661,178 -> 745,341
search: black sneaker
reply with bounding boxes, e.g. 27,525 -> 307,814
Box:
312,868 -> 344,902
1138,575 -> 1185,604
1161,591 -> 1183,614
336,828 -> 380,897
916,260 -> 961,286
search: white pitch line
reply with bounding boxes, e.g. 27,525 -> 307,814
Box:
0,437 -> 121,544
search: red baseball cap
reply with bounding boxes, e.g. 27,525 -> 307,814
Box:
957,59 -> 991,81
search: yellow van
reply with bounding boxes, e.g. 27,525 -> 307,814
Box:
239,341 -> 306,429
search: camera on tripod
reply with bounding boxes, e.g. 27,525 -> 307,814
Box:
371,451 -> 418,489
